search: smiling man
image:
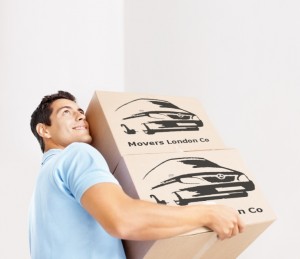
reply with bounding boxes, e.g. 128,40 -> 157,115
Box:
29,91 -> 244,259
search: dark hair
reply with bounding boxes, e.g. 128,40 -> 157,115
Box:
30,91 -> 76,152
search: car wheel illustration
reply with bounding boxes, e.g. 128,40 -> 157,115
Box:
143,124 -> 155,135
150,194 -> 167,205
121,124 -> 136,134
173,193 -> 189,206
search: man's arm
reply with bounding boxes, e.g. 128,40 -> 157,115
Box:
81,183 -> 244,241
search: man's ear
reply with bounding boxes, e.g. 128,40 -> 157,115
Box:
36,123 -> 51,139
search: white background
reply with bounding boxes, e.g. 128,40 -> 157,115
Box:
1,0 -> 299,258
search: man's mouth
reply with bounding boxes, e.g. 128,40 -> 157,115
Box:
73,125 -> 88,130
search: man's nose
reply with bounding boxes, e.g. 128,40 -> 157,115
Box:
76,111 -> 86,120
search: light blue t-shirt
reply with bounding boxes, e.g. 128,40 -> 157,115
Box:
29,142 -> 126,259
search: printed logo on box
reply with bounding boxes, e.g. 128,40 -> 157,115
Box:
115,98 -> 203,135
142,157 -> 255,206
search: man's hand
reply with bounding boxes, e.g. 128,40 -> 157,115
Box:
201,204 -> 245,240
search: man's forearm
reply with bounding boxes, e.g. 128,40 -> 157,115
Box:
113,198 -> 210,240
81,183 -> 244,241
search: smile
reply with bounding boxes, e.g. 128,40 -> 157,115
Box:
73,126 -> 87,130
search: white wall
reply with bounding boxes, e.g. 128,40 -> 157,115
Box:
0,0 -> 123,258
124,1 -> 300,258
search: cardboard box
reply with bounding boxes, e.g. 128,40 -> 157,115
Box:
114,149 -> 275,259
86,90 -> 276,259
86,91 -> 225,172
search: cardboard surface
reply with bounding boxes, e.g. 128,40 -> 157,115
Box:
86,90 -> 276,259
114,149 -> 276,258
86,91 -> 225,172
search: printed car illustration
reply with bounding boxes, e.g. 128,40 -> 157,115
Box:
115,98 -> 203,135
143,157 -> 255,206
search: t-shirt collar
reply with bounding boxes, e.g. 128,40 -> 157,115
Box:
42,149 -> 61,165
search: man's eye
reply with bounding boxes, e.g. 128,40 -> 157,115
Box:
63,110 -> 71,114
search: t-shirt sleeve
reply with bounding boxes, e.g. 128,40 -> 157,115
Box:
54,142 -> 119,204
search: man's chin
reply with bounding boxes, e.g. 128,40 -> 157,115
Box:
77,135 -> 92,144
85,136 -> 93,144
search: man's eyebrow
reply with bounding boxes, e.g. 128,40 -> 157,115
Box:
56,106 -> 85,114
56,105 -> 72,114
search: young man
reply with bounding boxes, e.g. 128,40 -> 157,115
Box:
29,91 -> 244,259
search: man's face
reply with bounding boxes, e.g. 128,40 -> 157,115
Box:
43,98 -> 92,150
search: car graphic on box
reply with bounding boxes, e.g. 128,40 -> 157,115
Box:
115,98 -> 203,135
143,157 -> 255,206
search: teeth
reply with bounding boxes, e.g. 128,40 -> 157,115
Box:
74,126 -> 86,130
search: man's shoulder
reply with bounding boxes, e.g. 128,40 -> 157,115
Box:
58,142 -> 105,168
64,142 -> 99,157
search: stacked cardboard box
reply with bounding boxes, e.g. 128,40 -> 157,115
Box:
86,90 -> 276,259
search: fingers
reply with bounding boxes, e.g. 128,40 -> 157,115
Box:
208,205 -> 245,240
230,216 -> 245,238
231,223 -> 240,237
217,225 -> 235,240
220,221 -> 245,240
217,225 -> 238,240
